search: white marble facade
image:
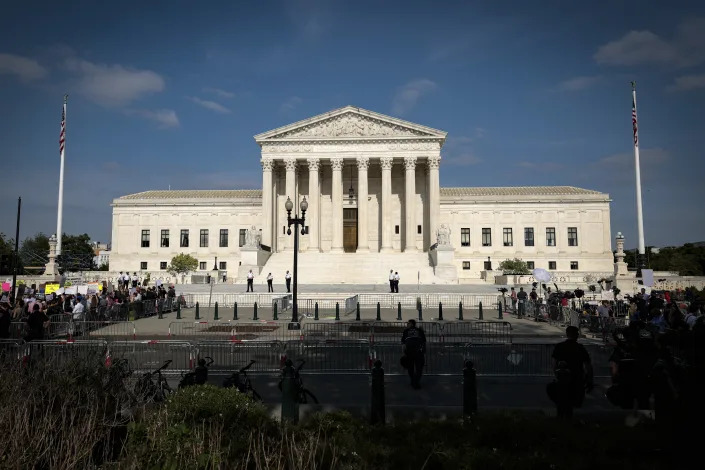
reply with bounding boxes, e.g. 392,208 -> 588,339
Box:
109,106 -> 614,283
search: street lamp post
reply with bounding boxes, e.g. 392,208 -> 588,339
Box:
285,196 -> 307,330
208,256 -> 218,313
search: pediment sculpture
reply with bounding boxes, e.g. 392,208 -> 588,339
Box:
274,113 -> 428,139
436,224 -> 452,246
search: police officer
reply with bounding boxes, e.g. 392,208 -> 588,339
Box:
246,270 -> 254,292
285,270 -> 292,293
393,272 -> 400,293
389,269 -> 394,293
401,319 -> 426,389
267,273 -> 274,292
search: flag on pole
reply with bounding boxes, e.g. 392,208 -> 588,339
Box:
59,103 -> 66,154
632,96 -> 638,147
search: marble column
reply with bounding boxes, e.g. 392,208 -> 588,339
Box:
330,157 -> 344,252
380,156 -> 394,252
356,156 -> 370,252
427,156 -> 441,249
307,158 -> 320,251
404,156 -> 417,252
284,158 -> 297,251
261,159 -> 274,250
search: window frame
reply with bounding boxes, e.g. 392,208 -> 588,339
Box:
140,261 -> 147,270
160,261 -> 167,270
524,227 -> 534,247
219,261 -> 227,270
180,229 -> 189,248
462,261 -> 471,270
568,227 -> 578,247
200,229 -> 209,248
199,261 -> 207,270
141,230 -> 150,248
570,261 -> 579,270
239,229 -> 246,247
546,227 -> 556,247
548,261 -> 557,270
219,229 -> 228,248
482,228 -> 492,247
526,261 -> 535,270
503,228 -> 513,247
160,229 -> 169,248
460,228 -> 470,247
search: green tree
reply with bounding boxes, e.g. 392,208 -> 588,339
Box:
498,258 -> 531,274
57,233 -> 96,272
167,253 -> 199,278
20,232 -> 49,268
97,262 -> 109,271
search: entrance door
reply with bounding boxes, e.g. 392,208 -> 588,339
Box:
343,208 -> 358,253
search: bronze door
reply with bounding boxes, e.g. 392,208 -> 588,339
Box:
343,208 -> 358,253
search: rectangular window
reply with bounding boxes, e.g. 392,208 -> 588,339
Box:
548,261 -> 557,270
417,225 -> 422,234
503,228 -> 513,247
141,230 -> 150,248
460,228 -> 470,247
199,261 -> 207,270
160,229 -> 169,248
526,261 -> 535,270
484,260 -> 492,270
200,229 -> 209,247
395,225 -> 400,234
568,227 -> 578,246
546,227 -> 556,247
283,226 -> 286,235
219,229 -> 228,247
570,261 -> 579,270
462,261 -> 471,270
219,261 -> 227,270
180,229 -> 189,247
482,228 -> 492,247
239,229 -> 246,247
140,261 -> 147,270
524,227 -> 534,247
304,226 -> 309,234
160,261 -> 167,270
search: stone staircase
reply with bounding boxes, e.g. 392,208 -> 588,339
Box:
258,251 -> 455,285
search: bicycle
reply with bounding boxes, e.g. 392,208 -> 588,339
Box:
222,359 -> 262,402
278,359 -> 319,404
134,359 -> 173,403
178,356 -> 213,388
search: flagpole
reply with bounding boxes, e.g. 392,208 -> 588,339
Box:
631,82 -> 646,272
56,94 -> 68,256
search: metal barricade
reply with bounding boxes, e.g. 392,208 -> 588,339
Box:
195,341 -> 284,373
49,313 -> 72,324
232,322 -> 302,342
302,321 -> 374,342
9,322 -> 26,340
344,295 -> 359,314
0,339 -> 25,363
371,321 -> 443,344
47,322 -> 72,339
370,341 -> 465,376
25,340 -> 109,368
70,321 -> 137,340
108,340 -> 194,374
272,294 -> 292,312
168,321 -> 235,340
288,340 -> 372,374
442,321 -> 512,344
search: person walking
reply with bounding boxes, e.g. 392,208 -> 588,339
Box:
547,326 -> 593,418
246,270 -> 254,292
393,272 -> 400,293
389,269 -> 395,293
401,319 -> 426,389
285,271 -> 292,293
267,273 -> 274,292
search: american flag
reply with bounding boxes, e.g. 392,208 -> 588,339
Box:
632,96 -> 638,147
59,104 -> 66,155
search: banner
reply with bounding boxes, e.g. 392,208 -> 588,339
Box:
1,282 -> 10,292
45,283 -> 60,295
64,286 -> 76,295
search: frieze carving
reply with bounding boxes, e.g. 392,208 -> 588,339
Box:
284,158 -> 297,171
356,157 -> 370,170
307,158 -> 320,171
404,156 -> 417,170
271,112 -> 431,139
261,159 -> 274,171
330,158 -> 344,171
380,157 -> 394,170
261,140 -> 440,154
427,156 -> 441,169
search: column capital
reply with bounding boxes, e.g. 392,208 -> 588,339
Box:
261,158 -> 274,171
427,156 -> 441,169
380,156 -> 394,170
404,156 -> 417,170
284,158 -> 297,171
356,156 -> 370,170
330,157 -> 344,171
307,158 -> 320,172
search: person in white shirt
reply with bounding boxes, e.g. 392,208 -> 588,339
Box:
123,273 -> 131,291
246,270 -> 254,292
267,273 -> 274,292
72,301 -> 85,321
131,273 -> 139,288
285,271 -> 292,293
389,269 -> 394,293
393,272 -> 400,293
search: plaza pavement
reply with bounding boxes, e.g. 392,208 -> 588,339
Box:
174,282 -> 504,295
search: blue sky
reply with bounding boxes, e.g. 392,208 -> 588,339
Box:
1,0 -> 704,248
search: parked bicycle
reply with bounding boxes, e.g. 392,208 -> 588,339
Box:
222,359 -> 262,401
278,359 -> 319,404
134,359 -> 173,402
178,356 -> 213,389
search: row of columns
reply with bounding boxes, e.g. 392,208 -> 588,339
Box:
261,156 -> 441,253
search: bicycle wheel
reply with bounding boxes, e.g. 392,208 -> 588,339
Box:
302,389 -> 318,404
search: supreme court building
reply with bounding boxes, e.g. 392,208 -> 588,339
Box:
110,106 -> 614,284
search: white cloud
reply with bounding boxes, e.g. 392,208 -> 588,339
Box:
557,75 -> 603,91
65,57 -> 165,107
0,53 -> 47,80
279,96 -> 303,114
391,79 -> 437,116
667,74 -> 705,92
187,96 -> 231,114
127,109 -> 180,129
203,87 -> 235,99
594,17 -> 705,67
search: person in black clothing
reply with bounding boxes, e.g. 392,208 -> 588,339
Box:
516,287 -> 528,319
167,286 -> 176,298
194,358 -> 209,385
401,319 -> 427,389
0,300 -> 12,339
25,304 -> 49,342
547,326 -> 593,414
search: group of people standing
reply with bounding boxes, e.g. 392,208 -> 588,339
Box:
246,270 -> 292,293
388,270 -> 400,293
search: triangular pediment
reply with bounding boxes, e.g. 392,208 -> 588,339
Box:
254,106 -> 447,142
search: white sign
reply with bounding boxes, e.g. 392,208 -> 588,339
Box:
641,269 -> 654,287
